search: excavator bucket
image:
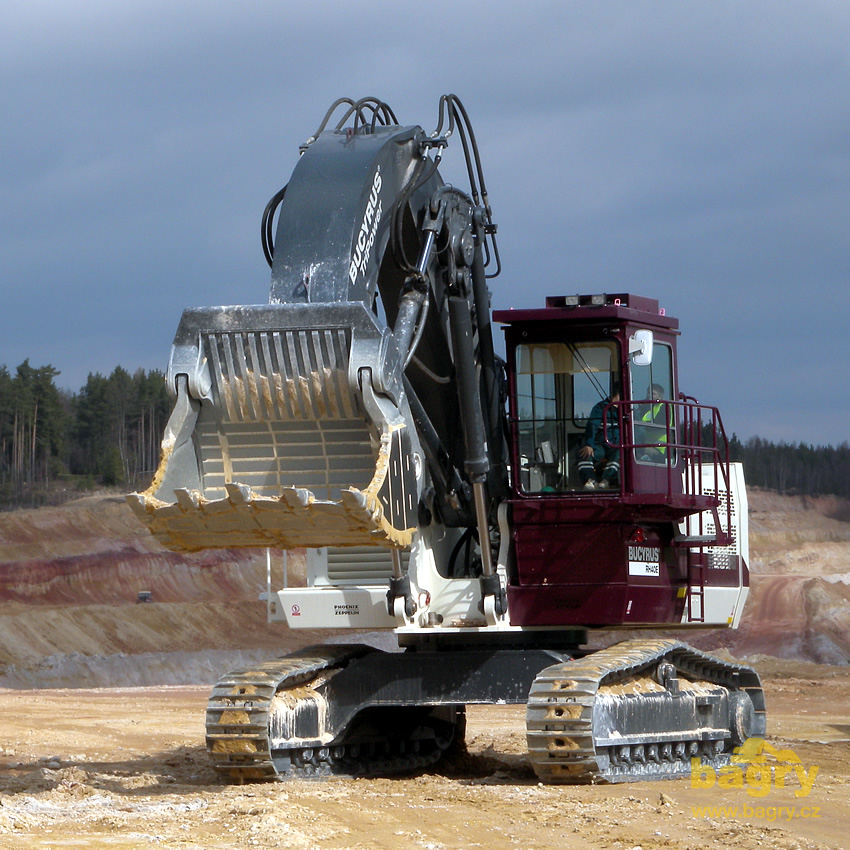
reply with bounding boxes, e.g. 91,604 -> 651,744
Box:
128,302 -> 420,551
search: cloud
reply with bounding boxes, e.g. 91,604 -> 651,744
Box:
1,1 -> 846,445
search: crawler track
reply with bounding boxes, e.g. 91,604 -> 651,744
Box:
207,638 -> 765,784
526,638 -> 766,783
205,645 -> 462,781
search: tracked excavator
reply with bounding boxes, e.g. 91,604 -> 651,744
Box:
129,95 -> 765,783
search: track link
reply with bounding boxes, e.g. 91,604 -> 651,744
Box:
526,638 -> 766,784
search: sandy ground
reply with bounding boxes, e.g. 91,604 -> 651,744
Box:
1,662 -> 849,849
1,491 -> 849,847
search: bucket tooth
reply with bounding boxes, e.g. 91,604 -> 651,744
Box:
126,493 -> 149,522
340,489 -> 368,511
225,483 -> 253,506
174,488 -> 201,511
280,487 -> 314,509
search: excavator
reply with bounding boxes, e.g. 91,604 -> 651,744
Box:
129,95 -> 765,783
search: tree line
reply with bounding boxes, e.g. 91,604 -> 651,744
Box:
726,434 -> 850,501
1,361 -> 172,508
1,360 -> 849,509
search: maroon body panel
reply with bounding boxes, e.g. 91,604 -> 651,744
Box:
505,501 -> 686,626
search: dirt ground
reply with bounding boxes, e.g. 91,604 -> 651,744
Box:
1,492 -> 849,847
1,661 -> 848,849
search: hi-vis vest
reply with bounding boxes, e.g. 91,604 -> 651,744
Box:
641,402 -> 673,452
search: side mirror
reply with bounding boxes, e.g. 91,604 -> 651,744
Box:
629,329 -> 654,366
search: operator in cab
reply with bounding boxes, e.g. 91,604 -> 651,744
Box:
577,382 -> 621,490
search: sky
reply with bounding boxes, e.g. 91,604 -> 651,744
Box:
2,1 -> 847,447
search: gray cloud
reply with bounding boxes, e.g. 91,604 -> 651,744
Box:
2,1 -> 847,445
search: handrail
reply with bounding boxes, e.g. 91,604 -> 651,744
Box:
602,399 -> 733,542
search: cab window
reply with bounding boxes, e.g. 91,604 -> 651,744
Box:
515,341 -> 619,492
631,342 -> 675,465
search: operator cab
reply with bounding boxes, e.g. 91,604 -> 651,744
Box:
496,293 -> 703,504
